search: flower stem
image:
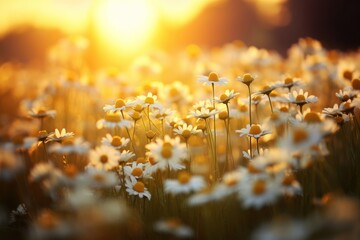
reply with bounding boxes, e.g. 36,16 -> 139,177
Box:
267,94 -> 274,113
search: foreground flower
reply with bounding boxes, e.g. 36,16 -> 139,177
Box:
237,73 -> 256,86
96,112 -> 132,130
125,178 -> 151,200
154,218 -> 194,238
48,137 -> 90,155
236,124 -> 271,139
87,145 -> 120,171
48,128 -> 74,142
215,89 -> 240,104
103,98 -> 134,113
146,135 -> 187,172
173,123 -> 201,140
164,171 -> 206,195
238,175 -> 281,209
77,168 -> 118,189
198,72 -> 228,86
101,134 -> 130,150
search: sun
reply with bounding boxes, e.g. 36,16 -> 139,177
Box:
94,0 -> 157,55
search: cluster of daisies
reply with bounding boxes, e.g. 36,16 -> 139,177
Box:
0,37 -> 359,239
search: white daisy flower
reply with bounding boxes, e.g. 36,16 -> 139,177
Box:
48,128 -> 74,142
335,87 -> 357,102
198,72 -> 228,86
119,150 -> 135,163
211,169 -> 244,200
87,145 -> 120,171
189,107 -> 218,119
123,161 -> 151,181
237,175 -> 281,209
154,218 -> 194,238
173,123 -> 201,140
48,137 -> 90,155
322,103 -> 342,117
134,92 -> 163,109
164,171 -> 206,195
125,178 -> 151,200
146,135 -> 187,172
285,89 -> 318,106
96,112 -> 133,130
4,136 -> 37,151
151,107 -> 173,120
28,107 -> 56,119
237,73 -> 256,86
215,89 -> 240,104
102,98 -> 134,113
277,172 -> 302,196
77,168 -> 118,189
101,134 -> 130,150
236,124 -> 271,139
275,76 -> 302,90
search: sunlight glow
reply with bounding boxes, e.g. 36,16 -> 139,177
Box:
94,0 -> 158,54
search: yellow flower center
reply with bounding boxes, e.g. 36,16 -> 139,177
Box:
296,94 -> 306,102
224,177 -> 238,186
166,218 -> 181,229
100,155 -> 109,164
62,138 -> 74,145
208,72 -> 219,82
93,174 -> 105,183
169,87 -> 179,97
149,157 -> 157,165
343,102 -> 351,109
115,99 -> 126,108
284,77 -> 293,84
343,70 -> 353,80
182,129 -> 191,139
177,171 -> 191,184
64,164 -> 78,178
239,104 -> 248,112
282,174 -> 295,186
136,157 -> 147,164
249,124 -> 262,135
247,163 -> 263,174
131,167 -> 143,177
146,130 -> 156,139
342,94 -> 349,101
131,111 -> 141,120
351,78 -> 360,90
304,112 -> 321,123
196,119 -> 206,131
145,96 -> 155,105
133,181 -> 145,193
111,136 -> 122,147
37,109 -> 46,115
161,143 -> 173,159
219,111 -> 228,120
270,112 -> 279,121
280,106 -> 289,113
293,128 -> 308,144
252,180 -> 266,196
134,104 -> 143,112
242,73 -> 254,83
220,93 -> 228,101
105,112 -> 121,122
37,210 -> 59,230
252,95 -> 262,102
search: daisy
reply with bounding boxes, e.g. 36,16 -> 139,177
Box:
173,123 -> 201,140
134,92 -> 163,109
237,73 -> 256,86
154,218 -> 194,238
237,175 -> 281,209
164,171 -> 206,195
285,89 -> 318,107
276,76 -> 302,90
189,107 -> 218,120
87,145 -> 120,171
215,89 -> 240,104
77,168 -> 118,189
101,134 -> 130,150
48,137 -> 90,155
322,103 -> 342,117
123,161 -> 151,181
236,124 -> 271,139
125,178 -> 151,200
119,150 -> 135,163
96,112 -> 133,130
151,107 -> 173,121
211,169 -> 244,200
28,107 -> 56,119
102,98 -> 134,113
335,87 -> 357,102
48,128 -> 74,142
278,172 -> 302,196
198,72 -> 228,86
5,136 -> 37,151
146,135 -> 187,172
162,81 -> 193,105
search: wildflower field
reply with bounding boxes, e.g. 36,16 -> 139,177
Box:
0,37 -> 360,239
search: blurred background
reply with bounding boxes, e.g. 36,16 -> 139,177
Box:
0,0 -> 359,67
